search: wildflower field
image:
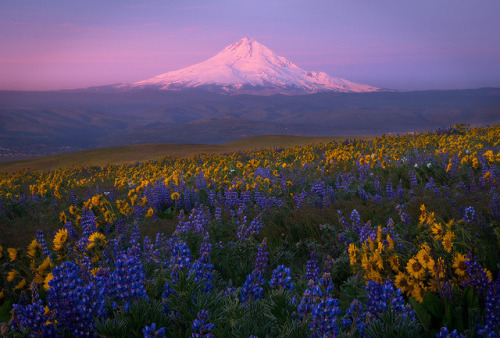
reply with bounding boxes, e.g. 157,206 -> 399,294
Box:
0,124 -> 498,337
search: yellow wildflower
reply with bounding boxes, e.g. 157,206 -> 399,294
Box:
406,257 -> 425,280
411,282 -> 425,303
69,205 -> 78,215
431,258 -> 446,279
171,192 -> 180,201
44,273 -> 53,291
387,235 -> 395,250
15,278 -> 27,290
27,239 -> 42,259
431,223 -> 444,240
416,248 -> 435,270
7,269 -> 18,282
34,272 -> 45,285
452,253 -> 468,277
446,162 -> 453,173
367,269 -> 383,284
484,268 -> 493,282
8,248 -> 17,262
37,256 -> 54,273
59,211 -> 67,223
90,254 -> 99,263
442,231 -> 455,253
388,255 -> 399,272
394,271 -> 411,292
0,245 -> 3,259
53,228 -> 68,251
146,207 -> 154,217
348,243 -> 359,266
87,232 -> 107,250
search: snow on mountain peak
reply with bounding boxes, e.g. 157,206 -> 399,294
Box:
132,38 -> 381,95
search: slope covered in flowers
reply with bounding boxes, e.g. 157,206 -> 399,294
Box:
0,124 -> 499,337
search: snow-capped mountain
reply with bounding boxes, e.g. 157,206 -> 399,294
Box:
129,38 -> 381,95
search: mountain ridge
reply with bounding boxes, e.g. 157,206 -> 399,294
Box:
124,37 -> 382,95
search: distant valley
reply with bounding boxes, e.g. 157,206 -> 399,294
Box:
1,87 -> 499,161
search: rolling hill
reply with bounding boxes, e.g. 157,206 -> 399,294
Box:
1,88 -> 499,161
0,135 -> 355,173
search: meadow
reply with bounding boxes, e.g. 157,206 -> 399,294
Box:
0,124 -> 498,337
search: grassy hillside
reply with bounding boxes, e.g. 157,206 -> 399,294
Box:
0,125 -> 498,336
0,135 -> 361,173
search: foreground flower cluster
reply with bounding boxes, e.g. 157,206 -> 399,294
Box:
0,124 -> 499,337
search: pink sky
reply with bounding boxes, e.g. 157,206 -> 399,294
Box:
1,0 -> 499,91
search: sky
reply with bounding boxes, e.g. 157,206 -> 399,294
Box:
1,0 -> 499,91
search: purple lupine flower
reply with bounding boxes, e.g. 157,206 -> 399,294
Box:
396,204 -> 411,227
311,180 -> 326,208
371,194 -> 384,205
358,188 -> 370,201
309,297 -> 342,337
143,235 -> 153,264
386,179 -> 394,199
463,206 -> 476,224
35,229 -> 51,257
293,190 -> 308,209
462,253 -> 491,297
436,327 -> 466,338
305,251 -> 320,283
46,261 -> 107,336
409,170 -> 418,189
69,189 -> 77,205
64,220 -> 79,240
176,206 -> 211,236
296,285 -> 315,322
254,238 -> 269,273
374,176 -> 381,193
191,310 -> 215,338
189,235 -> 214,292
481,274 -> 499,335
340,299 -> 367,335
214,206 -> 222,223
129,224 -> 141,250
132,204 -> 146,218
488,188 -> 499,218
143,323 -> 166,338
269,265 -> 295,292
315,272 -> 335,298
337,210 -> 350,228
114,219 -> 125,234
169,240 -> 193,280
240,270 -> 265,303
236,214 -> 263,242
12,300 -> 55,337
81,208 -> 97,237
425,177 -> 436,190
365,280 -> 415,320
108,253 -> 148,302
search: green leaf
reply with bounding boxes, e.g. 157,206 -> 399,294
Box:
463,287 -> 479,309
409,298 -> 432,332
422,292 -> 443,319
0,299 -> 13,323
454,306 -> 464,332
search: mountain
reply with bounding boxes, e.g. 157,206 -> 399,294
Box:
126,38 -> 381,95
